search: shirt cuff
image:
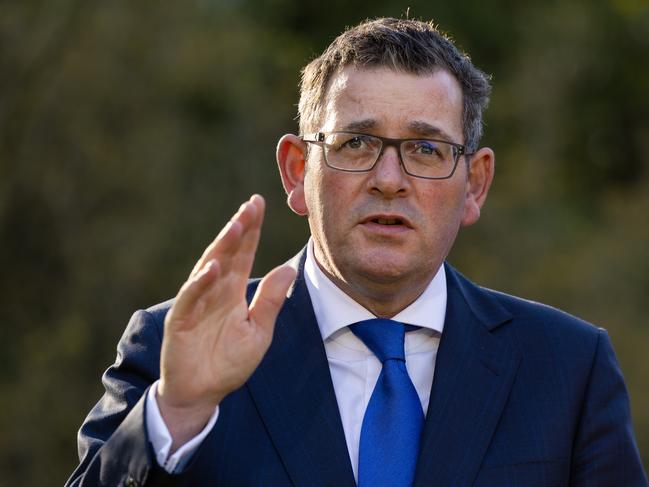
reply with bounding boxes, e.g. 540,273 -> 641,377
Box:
145,380 -> 220,473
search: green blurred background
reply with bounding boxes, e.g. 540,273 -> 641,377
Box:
1,0 -> 648,484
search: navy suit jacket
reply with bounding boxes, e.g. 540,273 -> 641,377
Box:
67,251 -> 647,486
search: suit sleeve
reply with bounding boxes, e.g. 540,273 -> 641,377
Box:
65,307 -> 186,487
570,329 -> 648,487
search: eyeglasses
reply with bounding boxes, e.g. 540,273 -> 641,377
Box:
301,132 -> 471,180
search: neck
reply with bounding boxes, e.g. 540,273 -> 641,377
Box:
314,257 -> 438,318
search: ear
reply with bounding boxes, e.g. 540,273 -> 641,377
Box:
276,134 -> 308,216
461,147 -> 495,227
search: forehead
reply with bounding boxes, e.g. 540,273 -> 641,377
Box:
320,67 -> 464,142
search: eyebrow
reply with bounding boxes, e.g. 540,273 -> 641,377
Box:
342,119 -> 377,132
340,119 -> 457,143
407,121 -> 455,142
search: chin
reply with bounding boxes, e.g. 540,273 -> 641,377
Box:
352,257 -> 414,285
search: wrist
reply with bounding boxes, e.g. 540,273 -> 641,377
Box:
155,386 -> 222,452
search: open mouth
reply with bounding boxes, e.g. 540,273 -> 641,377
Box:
372,217 -> 404,225
362,214 -> 413,230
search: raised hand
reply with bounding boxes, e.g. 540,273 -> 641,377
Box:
156,195 -> 296,449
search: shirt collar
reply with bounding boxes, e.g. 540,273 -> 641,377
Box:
304,239 -> 447,342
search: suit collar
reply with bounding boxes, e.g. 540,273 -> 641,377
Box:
413,263 -> 521,486
443,262 -> 513,331
246,248 -> 356,487
248,251 -> 520,487
302,240 -> 447,339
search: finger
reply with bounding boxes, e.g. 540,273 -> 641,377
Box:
191,195 -> 264,277
169,259 -> 220,325
200,195 -> 264,294
193,200 -> 255,274
249,264 -> 297,336
229,195 -> 265,278
185,196 -> 265,315
238,194 -> 265,254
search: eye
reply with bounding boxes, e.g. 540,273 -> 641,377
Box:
342,136 -> 367,150
412,140 -> 441,157
328,133 -> 377,153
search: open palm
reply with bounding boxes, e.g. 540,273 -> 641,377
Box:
157,195 -> 296,447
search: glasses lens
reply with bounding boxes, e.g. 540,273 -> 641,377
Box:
401,140 -> 456,178
324,133 -> 381,171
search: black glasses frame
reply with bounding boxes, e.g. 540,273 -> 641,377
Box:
301,131 -> 473,180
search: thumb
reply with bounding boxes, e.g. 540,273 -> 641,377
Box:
249,264 -> 297,333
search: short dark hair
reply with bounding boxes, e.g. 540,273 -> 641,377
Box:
298,17 -> 491,152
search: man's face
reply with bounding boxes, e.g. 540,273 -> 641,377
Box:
299,67 -> 484,306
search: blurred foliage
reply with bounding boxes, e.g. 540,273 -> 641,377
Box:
0,0 -> 647,484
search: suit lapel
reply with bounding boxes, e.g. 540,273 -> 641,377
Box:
245,250 -> 356,487
245,252 -> 520,487
413,264 -> 521,487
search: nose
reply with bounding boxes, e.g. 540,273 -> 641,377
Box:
368,146 -> 409,197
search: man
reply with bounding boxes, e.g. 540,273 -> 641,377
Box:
67,18 -> 647,486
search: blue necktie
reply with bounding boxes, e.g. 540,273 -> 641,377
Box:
350,318 -> 425,487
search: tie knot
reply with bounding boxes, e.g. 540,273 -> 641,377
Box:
350,318 -> 406,363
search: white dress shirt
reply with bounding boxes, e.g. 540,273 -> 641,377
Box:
146,239 -> 447,478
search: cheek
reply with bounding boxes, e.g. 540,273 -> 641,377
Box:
303,166 -> 323,215
305,167 -> 348,217
418,186 -> 467,239
304,166 -> 337,236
